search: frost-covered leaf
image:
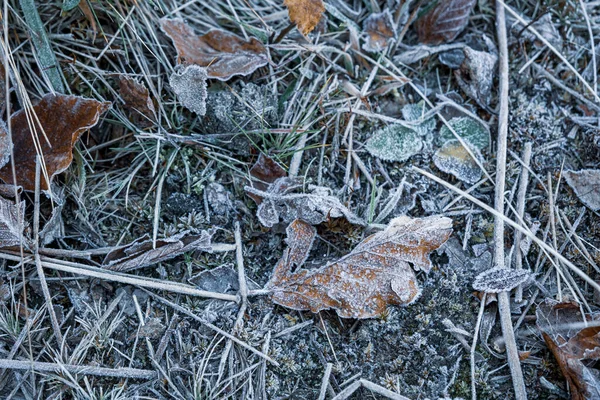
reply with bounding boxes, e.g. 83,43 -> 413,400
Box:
564,169 -> 600,211
189,265 -> 240,294
284,0 -> 325,35
266,216 -> 453,318
169,65 -> 208,116
160,18 -> 268,81
246,153 -> 287,205
402,102 -> 435,136
439,117 -> 490,149
472,267 -> 530,293
62,0 -> 80,11
0,94 -> 110,191
0,197 -> 25,248
366,125 -> 422,162
0,120 -> 12,171
510,13 -> 562,49
415,0 -> 476,45
244,177 -> 365,227
455,47 -> 497,106
537,299 -> 600,400
362,10 -> 396,52
119,76 -> 156,123
103,230 -> 215,272
433,140 -> 483,184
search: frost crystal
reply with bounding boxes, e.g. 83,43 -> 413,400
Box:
439,116 -> 490,149
366,124 -> 422,162
472,267 -> 530,293
169,65 -> 208,116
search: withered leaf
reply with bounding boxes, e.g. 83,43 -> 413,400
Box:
0,196 -> 26,248
415,0 -> 476,45
247,154 -> 287,204
537,299 -> 600,400
362,10 -> 396,53
472,267 -> 530,293
0,94 -> 110,191
119,76 -> 156,123
103,230 -> 214,272
564,170 -> 600,211
245,177 -> 365,227
266,216 -> 452,319
454,46 -> 497,107
160,18 -> 268,81
284,0 -> 325,35
169,65 -> 208,116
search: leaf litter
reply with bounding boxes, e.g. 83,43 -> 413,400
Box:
266,216 -> 452,318
284,0 -> 325,36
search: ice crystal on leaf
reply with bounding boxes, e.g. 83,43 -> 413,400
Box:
366,125 -> 422,162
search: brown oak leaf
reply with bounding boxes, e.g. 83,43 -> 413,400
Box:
415,0 -> 476,45
246,153 -> 287,204
0,94 -> 110,191
537,299 -> 600,400
160,18 -> 268,81
266,216 -> 452,318
284,0 -> 325,36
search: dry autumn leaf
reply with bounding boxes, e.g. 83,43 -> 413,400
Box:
119,76 -> 156,123
246,153 -> 287,204
284,0 -> 325,36
103,230 -> 215,272
266,215 -> 452,318
160,18 -> 268,81
415,0 -> 476,45
0,94 -> 110,191
362,10 -> 396,52
537,299 -> 600,400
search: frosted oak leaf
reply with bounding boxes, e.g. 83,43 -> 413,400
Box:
266,216 -> 453,319
160,18 -> 268,81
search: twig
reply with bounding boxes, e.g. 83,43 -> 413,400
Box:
331,378 -> 412,400
318,363 -> 333,400
0,359 -> 156,379
471,293 -> 486,400
0,252 -> 238,302
493,1 -> 527,398
33,157 -> 64,347
514,143 -> 532,303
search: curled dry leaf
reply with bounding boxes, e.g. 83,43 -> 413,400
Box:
103,230 -> 214,272
537,299 -> 600,400
160,18 -> 268,81
564,170 -> 600,211
266,216 -> 453,318
119,76 -> 156,123
245,177 -> 365,228
472,267 -> 531,293
415,0 -> 476,45
454,46 -> 497,107
362,10 -> 396,53
0,94 -> 110,191
284,0 -> 325,36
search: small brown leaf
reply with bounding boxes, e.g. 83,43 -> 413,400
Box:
415,0 -> 476,45
284,0 -> 325,35
246,154 -> 287,204
160,18 -> 268,81
537,299 -> 600,400
103,230 -> 215,272
362,10 -> 396,52
266,216 -> 452,319
119,76 -> 156,123
0,94 -> 110,191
